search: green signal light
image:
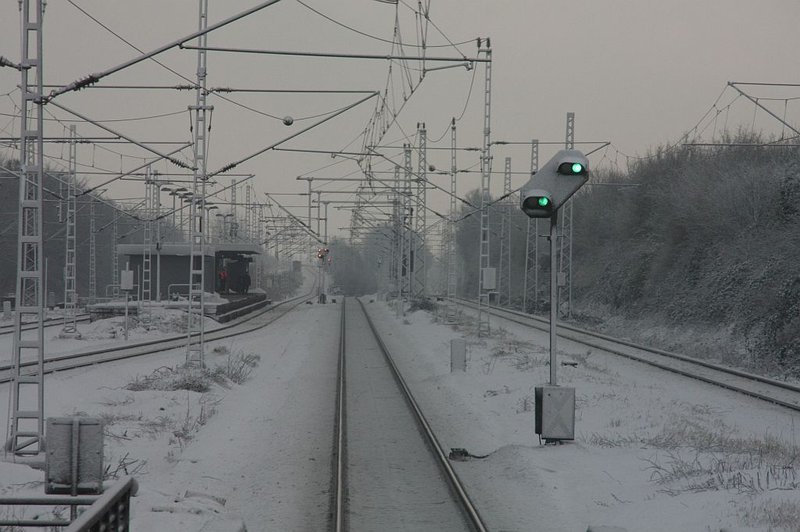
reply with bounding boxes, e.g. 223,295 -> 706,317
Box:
571,163 -> 583,174
537,197 -> 549,207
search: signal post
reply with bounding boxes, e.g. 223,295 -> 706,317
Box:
519,149 -> 589,443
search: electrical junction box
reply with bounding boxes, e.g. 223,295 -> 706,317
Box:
45,417 -> 104,494
535,386 -> 575,441
481,267 -> 497,290
120,270 -> 134,291
450,339 -> 466,372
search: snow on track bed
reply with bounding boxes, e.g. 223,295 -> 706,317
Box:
366,298 -> 800,531
456,298 -> 800,412
0,293 -> 314,383
0,314 -> 91,336
0,297 -> 338,531
336,299 -> 476,531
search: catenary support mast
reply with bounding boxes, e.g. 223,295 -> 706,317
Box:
498,156 -> 512,306
8,0 -> 46,456
413,123 -> 427,298
186,0 -> 211,367
444,118 -> 458,323
558,112 -> 575,318
62,126 -> 78,336
476,39 -> 492,336
523,140 -> 539,312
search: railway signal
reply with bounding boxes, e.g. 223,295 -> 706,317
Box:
519,149 -> 589,443
519,149 -> 588,217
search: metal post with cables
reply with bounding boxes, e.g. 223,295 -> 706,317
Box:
558,112 -> 575,318
186,0 -> 211,368
445,118 -> 459,323
8,0 -> 46,457
402,144 -> 413,315
413,122 -> 427,298
498,156 -> 512,307
476,40 -> 493,337
523,140 -> 540,313
89,194 -> 97,305
62,126 -> 79,336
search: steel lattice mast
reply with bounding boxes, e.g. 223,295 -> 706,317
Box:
392,167 -> 403,316
444,118 -> 459,323
62,126 -> 78,336
413,123 -> 427,298
498,156 -> 512,307
89,195 -> 97,304
558,112 -> 575,318
476,40 -> 493,336
112,209 -> 119,298
9,0 -> 46,456
186,0 -> 211,367
401,144 -> 413,314
523,139 -> 540,312
142,167 -> 156,325
230,178 -> 237,241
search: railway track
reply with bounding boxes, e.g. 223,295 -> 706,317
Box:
331,297 -> 487,531
0,314 -> 91,336
0,291 -> 316,384
454,297 -> 800,412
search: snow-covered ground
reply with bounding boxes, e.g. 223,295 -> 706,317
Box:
0,303 -> 224,364
367,299 -> 800,531
2,289 -> 798,531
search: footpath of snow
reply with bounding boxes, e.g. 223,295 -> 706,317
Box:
366,299 -> 800,532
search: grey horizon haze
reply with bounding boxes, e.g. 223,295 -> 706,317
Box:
1,0 -> 799,237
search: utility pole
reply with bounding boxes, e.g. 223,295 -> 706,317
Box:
230,178 -> 237,241
62,125 -> 79,336
244,183 -> 251,242
523,140 -> 540,312
559,112 -> 575,318
155,173 -> 162,302
476,38 -> 493,336
9,0 -> 46,456
413,122 -> 427,298
186,0 -> 211,368
142,167 -> 154,319
401,144 -> 413,315
112,208 -> 119,298
498,156 -> 512,307
445,118 -> 458,323
89,194 -> 96,304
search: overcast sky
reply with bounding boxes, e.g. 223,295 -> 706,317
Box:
1,0 -> 799,238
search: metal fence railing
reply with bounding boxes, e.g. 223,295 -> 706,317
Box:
0,476 -> 138,531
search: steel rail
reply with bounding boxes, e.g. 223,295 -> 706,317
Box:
0,314 -> 91,336
454,297 -> 800,411
0,290 -> 315,384
356,298 -> 488,532
333,298 -> 346,532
